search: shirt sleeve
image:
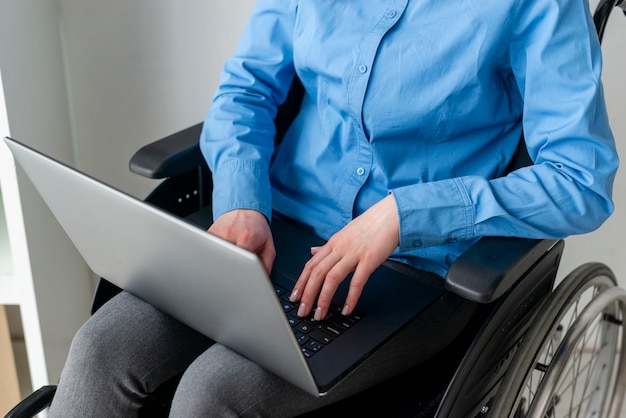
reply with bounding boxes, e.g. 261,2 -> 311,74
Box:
200,0 -> 297,222
392,0 -> 618,253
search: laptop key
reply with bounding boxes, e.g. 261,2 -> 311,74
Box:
301,347 -> 315,359
306,339 -> 324,353
331,317 -> 354,330
296,333 -> 310,346
282,302 -> 296,313
295,322 -> 314,334
287,315 -> 300,327
309,329 -> 334,345
316,324 -> 342,337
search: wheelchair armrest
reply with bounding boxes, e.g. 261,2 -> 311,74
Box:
444,237 -> 560,304
128,78 -> 304,181
129,123 -> 204,179
4,385 -> 57,418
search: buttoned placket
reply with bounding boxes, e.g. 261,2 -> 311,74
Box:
342,1 -> 408,220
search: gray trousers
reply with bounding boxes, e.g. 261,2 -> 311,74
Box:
48,281 -> 474,417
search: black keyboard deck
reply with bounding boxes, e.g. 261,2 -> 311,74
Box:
274,283 -> 363,358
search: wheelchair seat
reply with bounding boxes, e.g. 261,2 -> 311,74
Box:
5,1 -> 626,417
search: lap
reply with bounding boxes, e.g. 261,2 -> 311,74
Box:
63,270 -> 475,417
74,291 -> 213,392
170,286 -> 476,417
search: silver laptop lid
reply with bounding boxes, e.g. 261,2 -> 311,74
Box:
3,136 -> 320,396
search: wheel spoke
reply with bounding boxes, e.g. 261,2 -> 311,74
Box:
491,265 -> 625,418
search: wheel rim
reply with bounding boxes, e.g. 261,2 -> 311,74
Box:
491,263 -> 622,417
526,286 -> 626,417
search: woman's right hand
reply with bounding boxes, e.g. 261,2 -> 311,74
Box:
207,209 -> 276,274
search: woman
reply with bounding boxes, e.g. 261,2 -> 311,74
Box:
49,0 -> 618,416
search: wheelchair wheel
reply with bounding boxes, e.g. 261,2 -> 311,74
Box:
491,262 -> 626,418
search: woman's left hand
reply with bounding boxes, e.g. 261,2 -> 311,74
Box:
290,194 -> 400,320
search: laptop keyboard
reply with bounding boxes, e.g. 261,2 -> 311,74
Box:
274,283 -> 363,358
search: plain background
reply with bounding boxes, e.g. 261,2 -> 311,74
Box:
0,0 -> 624,386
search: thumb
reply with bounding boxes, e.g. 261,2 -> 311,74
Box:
259,242 -> 276,274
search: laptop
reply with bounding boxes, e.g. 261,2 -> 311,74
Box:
3,136 -> 443,397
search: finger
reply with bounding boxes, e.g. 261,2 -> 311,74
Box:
290,245 -> 331,302
297,250 -> 342,317
259,242 -> 276,274
340,264 -> 372,316
313,258 -> 355,320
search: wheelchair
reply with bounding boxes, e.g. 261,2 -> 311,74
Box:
6,1 -> 626,417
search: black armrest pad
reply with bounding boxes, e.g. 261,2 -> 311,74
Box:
445,237 -> 560,303
4,385 -> 57,418
129,123 -> 204,179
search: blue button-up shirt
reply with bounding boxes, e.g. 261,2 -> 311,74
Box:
201,0 -> 618,277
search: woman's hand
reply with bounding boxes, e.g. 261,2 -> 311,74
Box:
290,194 -> 400,320
208,209 -> 276,274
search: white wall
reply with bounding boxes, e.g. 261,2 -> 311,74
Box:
0,0 -> 94,387
59,0 -> 256,198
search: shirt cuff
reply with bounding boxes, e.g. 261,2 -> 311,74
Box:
391,178 -> 475,252
211,159 -> 273,222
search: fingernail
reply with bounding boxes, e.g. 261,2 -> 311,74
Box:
314,307 -> 323,321
342,305 -> 350,316
289,289 -> 299,302
297,303 -> 307,317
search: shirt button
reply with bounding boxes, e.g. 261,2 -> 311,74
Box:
358,64 -> 368,74
356,167 -> 366,176
386,10 -> 398,19
412,240 -> 423,248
